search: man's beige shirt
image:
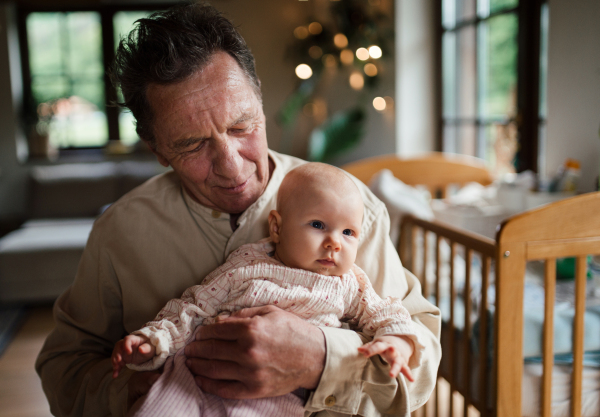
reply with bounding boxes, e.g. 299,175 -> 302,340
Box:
36,150 -> 441,416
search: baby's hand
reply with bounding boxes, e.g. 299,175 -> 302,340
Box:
111,334 -> 156,379
358,335 -> 415,381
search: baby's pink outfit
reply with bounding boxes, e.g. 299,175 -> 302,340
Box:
127,238 -> 422,417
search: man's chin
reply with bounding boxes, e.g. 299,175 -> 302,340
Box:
215,193 -> 260,214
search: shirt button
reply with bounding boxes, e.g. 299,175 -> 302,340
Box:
211,210 -> 221,218
324,395 -> 336,407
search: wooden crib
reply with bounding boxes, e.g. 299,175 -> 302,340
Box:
399,192 -> 600,417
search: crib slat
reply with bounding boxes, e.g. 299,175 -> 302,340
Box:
435,236 -> 442,306
463,249 -> 473,417
422,230 -> 429,298
411,226 -> 418,279
479,256 -> 490,416
541,259 -> 556,417
435,235 -> 442,417
399,220 -> 411,268
449,242 -> 456,415
571,255 -> 587,417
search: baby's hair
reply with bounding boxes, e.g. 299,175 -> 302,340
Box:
277,163 -> 363,213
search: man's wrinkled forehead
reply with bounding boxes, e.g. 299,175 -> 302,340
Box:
147,66 -> 252,120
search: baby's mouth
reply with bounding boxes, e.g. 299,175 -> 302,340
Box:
317,258 -> 336,267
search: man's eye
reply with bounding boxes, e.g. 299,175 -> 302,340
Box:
311,221 -> 324,229
230,125 -> 249,134
343,229 -> 354,236
182,141 -> 206,154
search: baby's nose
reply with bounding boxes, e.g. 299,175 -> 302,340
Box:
324,235 -> 341,251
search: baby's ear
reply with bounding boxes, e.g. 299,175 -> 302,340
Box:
268,210 -> 282,243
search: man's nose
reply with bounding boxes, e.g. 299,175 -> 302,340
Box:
324,235 -> 341,252
212,137 -> 243,179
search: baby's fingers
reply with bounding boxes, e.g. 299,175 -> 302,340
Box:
384,351 -> 415,382
400,364 -> 415,382
112,357 -> 123,379
358,340 -> 388,358
123,338 -> 135,355
388,358 -> 402,378
138,343 -> 152,355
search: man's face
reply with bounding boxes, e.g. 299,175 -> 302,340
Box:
146,52 -> 270,214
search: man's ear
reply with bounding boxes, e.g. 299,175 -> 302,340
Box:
147,141 -> 170,167
268,210 -> 282,243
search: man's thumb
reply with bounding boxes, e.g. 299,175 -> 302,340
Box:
229,305 -> 275,319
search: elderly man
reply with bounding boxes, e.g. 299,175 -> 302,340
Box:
36,3 -> 441,416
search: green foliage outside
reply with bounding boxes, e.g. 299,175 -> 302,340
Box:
28,12 -> 104,109
26,10 -> 152,149
481,13 -> 518,118
488,0 -> 518,14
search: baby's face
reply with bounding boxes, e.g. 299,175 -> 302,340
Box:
274,187 -> 363,276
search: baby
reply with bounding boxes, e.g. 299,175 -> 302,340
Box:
112,163 -> 423,417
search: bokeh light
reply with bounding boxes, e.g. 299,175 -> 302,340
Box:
349,71 -> 364,90
340,49 -> 354,65
294,26 -> 309,40
356,47 -> 370,61
368,45 -> 382,59
334,33 -> 348,49
295,64 -> 313,79
309,45 -> 323,59
363,63 -> 378,76
373,97 -> 386,111
384,96 -> 394,110
308,22 -> 323,35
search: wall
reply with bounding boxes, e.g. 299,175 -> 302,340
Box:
545,0 -> 600,192
395,0 -> 437,157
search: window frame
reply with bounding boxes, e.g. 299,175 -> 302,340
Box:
436,0 -> 546,173
16,2 -> 178,156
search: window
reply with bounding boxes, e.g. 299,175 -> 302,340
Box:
18,5 -> 172,155
440,0 -> 547,173
26,12 -> 106,148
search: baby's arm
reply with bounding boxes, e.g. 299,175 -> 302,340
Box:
358,335 -> 415,381
111,334 -> 156,378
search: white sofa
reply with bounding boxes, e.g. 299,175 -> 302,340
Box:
0,161 -> 167,304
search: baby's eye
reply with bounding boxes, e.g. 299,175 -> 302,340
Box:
311,221 -> 324,229
343,229 -> 354,236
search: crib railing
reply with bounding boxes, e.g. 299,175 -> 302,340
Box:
400,191 -> 600,417
494,195 -> 600,417
400,215 -> 496,417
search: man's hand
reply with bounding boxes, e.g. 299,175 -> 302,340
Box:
358,335 -> 415,381
126,371 -> 161,411
184,305 -> 326,399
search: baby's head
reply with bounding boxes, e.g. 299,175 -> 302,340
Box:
268,162 -> 364,276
